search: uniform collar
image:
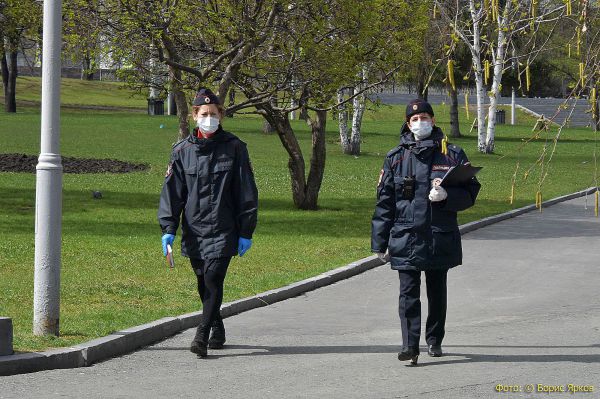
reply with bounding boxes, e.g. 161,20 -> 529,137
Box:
189,126 -> 235,144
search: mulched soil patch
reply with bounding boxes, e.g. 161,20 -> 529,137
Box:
0,153 -> 149,173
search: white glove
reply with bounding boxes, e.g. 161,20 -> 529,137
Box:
376,251 -> 390,263
428,185 -> 447,202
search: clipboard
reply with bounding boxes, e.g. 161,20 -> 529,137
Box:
440,164 -> 482,187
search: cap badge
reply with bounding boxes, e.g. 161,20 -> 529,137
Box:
412,104 -> 418,110
204,97 -> 210,103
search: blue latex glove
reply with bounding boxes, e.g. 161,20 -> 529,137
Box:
161,233 -> 175,256
238,237 -> 252,257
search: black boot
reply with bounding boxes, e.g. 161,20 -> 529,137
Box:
208,317 -> 226,349
190,324 -> 210,357
427,344 -> 442,357
397,346 -> 419,366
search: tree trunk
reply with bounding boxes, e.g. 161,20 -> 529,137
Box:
417,78 -> 428,100
168,65 -> 189,140
258,104 -> 327,210
1,45 -> 8,94
484,9 -> 509,154
263,120 -> 275,134
81,54 -> 94,80
304,109 -> 327,210
448,83 -> 461,138
227,88 -> 235,118
349,86 -> 366,155
466,0 -> 486,152
4,50 -> 18,113
258,103 -> 308,208
338,89 -> 350,153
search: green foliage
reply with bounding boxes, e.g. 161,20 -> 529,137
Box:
0,0 -> 41,49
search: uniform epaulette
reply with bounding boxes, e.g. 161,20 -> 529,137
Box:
172,137 -> 187,149
446,143 -> 462,154
386,145 -> 403,158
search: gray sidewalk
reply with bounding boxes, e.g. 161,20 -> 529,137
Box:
2,195 -> 600,398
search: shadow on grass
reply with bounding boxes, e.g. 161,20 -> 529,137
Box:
3,188 -> 582,240
0,187 -> 159,213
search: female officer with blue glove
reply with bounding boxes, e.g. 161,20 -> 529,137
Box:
158,88 -> 258,358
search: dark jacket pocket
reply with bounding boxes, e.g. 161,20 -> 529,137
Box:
389,224 -> 413,261
431,226 -> 462,267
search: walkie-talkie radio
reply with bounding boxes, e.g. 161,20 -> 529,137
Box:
402,175 -> 415,200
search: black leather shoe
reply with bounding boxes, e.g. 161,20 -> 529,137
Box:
428,344 -> 442,357
397,347 -> 419,365
190,324 -> 210,357
208,318 -> 226,349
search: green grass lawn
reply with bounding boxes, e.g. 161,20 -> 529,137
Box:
1,79 -> 599,352
0,76 -> 148,109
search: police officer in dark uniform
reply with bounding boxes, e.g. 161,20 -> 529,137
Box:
158,88 -> 258,358
371,99 -> 480,365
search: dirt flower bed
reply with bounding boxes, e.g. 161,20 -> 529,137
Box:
0,153 -> 149,173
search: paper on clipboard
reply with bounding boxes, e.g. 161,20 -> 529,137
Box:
440,164 -> 482,187
166,244 -> 175,268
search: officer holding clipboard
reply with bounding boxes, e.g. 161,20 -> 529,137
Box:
371,99 -> 480,365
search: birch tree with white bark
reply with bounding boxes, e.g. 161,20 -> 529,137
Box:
436,0 -> 567,153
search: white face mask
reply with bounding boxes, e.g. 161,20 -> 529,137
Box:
410,120 -> 433,140
197,116 -> 220,134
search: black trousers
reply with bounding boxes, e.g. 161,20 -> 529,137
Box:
398,269 -> 448,349
190,257 -> 231,328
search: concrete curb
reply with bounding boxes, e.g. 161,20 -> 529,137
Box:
1,187 -> 596,376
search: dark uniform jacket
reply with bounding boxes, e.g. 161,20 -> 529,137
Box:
371,124 -> 480,271
158,127 -> 258,260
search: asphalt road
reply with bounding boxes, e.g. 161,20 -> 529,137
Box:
1,196 -> 599,398
371,92 -> 594,127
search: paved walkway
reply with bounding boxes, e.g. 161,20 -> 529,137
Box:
2,196 -> 599,398
372,93 -> 594,127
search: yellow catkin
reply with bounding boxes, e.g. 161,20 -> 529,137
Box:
441,135 -> 448,155
484,60 -> 490,85
579,62 -> 585,87
567,43 -> 571,58
494,0 -> 499,20
447,59 -> 456,91
433,2 -> 437,19
595,191 -> 599,217
565,0 -> 571,16
591,87 -> 597,119
577,27 -> 581,56
536,191 -> 542,211
510,183 -> 515,205
526,63 -> 531,91
530,0 -> 537,30
465,92 -> 470,120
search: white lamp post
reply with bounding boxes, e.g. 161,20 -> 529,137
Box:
33,0 -> 63,336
